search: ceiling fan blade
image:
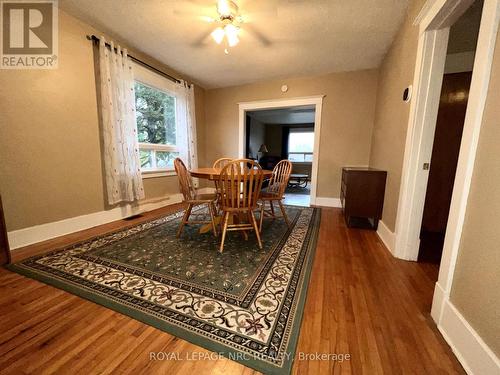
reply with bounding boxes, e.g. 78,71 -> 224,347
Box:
191,27 -> 216,47
199,15 -> 217,23
237,10 -> 277,24
171,2 -> 218,19
172,10 -> 216,18
244,24 -> 271,46
238,0 -> 278,15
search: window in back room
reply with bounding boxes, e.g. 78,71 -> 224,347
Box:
288,130 -> 314,162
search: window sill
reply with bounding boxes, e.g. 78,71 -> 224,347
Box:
290,161 -> 313,165
141,170 -> 176,179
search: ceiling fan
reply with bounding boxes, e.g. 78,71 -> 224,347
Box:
173,0 -> 274,52
208,0 -> 243,53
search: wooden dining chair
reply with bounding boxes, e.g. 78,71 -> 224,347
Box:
259,159 -> 293,230
212,158 -> 233,193
212,158 -> 234,214
174,158 -> 218,238
213,157 -> 234,170
218,159 -> 264,253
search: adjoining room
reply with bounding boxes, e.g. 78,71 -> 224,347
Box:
245,106 -> 316,207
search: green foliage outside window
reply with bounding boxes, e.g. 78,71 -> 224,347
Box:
134,82 -> 176,145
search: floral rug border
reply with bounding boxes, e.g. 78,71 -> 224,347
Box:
8,206 -> 321,375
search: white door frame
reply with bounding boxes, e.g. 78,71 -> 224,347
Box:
392,0 -> 499,319
238,96 -> 325,205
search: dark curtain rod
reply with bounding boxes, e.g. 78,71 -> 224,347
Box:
86,35 -> 182,84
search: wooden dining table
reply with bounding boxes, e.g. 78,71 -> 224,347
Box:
190,167 -> 273,180
189,167 -> 273,233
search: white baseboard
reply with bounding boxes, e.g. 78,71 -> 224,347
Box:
6,190 -> 209,250
431,281 -> 447,323
313,197 -> 341,208
435,294 -> 500,375
376,220 -> 395,255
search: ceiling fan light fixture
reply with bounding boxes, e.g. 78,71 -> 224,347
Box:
211,27 -> 225,44
227,33 -> 239,47
217,0 -> 232,18
224,24 -> 239,47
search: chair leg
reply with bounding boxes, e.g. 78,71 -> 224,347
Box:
177,203 -> 193,238
278,200 -> 291,228
259,202 -> 265,232
219,212 -> 230,253
208,202 -> 218,237
247,211 -> 257,236
269,200 -> 275,218
215,195 -> 223,216
250,211 -> 263,249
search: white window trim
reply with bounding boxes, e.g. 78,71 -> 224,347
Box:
288,151 -> 313,163
288,151 -> 314,155
138,142 -> 177,152
141,170 -> 177,179
133,62 -> 179,175
138,142 -> 178,173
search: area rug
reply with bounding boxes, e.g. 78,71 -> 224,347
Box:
8,205 -> 321,375
285,186 -> 311,195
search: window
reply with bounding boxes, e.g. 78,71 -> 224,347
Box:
288,131 -> 314,162
134,81 -> 179,172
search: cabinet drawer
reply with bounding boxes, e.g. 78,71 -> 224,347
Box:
340,167 -> 387,224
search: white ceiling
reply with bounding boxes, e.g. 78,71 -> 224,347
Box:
60,0 -> 409,89
248,106 -> 315,124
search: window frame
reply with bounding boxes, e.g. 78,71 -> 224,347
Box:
288,152 -> 314,163
287,128 -> 315,164
133,62 -> 179,177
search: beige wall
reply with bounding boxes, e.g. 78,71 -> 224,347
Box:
204,70 -> 379,198
264,125 -> 283,157
0,10 -> 205,231
248,118 -> 265,159
449,28 -> 500,356
369,0 -> 426,231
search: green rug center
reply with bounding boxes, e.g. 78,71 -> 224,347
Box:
86,206 -> 300,297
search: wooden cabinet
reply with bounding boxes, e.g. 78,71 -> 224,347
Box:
340,167 -> 387,230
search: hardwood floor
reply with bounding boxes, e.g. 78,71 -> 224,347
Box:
0,206 -> 464,374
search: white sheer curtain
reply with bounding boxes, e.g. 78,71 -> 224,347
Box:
98,37 -> 144,205
175,81 -> 198,171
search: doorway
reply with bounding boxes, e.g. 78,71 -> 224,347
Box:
418,1 -> 482,264
245,107 -> 315,207
238,96 -> 324,206
393,0 -> 499,335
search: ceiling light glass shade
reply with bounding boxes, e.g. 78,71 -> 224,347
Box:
224,24 -> 239,47
211,27 -> 225,44
217,0 -> 231,17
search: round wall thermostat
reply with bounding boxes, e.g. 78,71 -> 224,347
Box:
403,85 -> 412,102
281,84 -> 288,93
